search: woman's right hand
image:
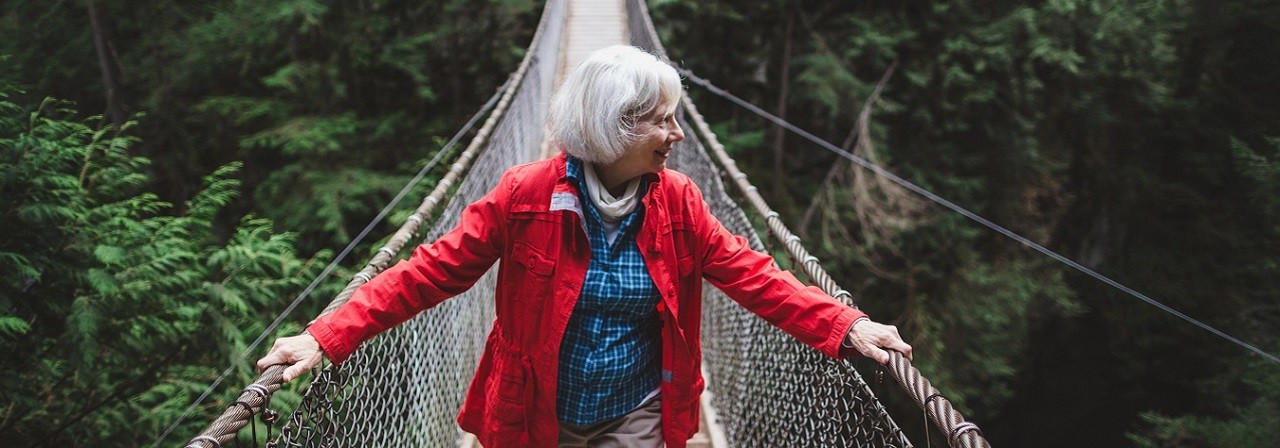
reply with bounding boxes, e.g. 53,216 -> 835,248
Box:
256,332 -> 326,382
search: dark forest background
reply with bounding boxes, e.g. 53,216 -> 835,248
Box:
1,0 -> 1276,446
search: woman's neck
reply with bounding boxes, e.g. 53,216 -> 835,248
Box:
592,162 -> 640,197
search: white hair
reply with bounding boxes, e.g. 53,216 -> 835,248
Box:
547,45 -> 683,164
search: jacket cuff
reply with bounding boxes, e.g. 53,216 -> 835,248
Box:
831,308 -> 869,359
307,319 -> 353,365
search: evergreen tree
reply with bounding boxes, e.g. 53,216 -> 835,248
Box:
0,88 -> 324,446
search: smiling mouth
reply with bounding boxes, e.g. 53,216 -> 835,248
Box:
657,148 -> 671,158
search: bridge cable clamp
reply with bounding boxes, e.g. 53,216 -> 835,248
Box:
924,392 -> 946,406
244,384 -> 271,403
230,400 -> 254,416
950,422 -> 982,444
186,435 -> 221,448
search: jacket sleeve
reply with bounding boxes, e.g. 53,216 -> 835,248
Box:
690,182 -> 866,359
308,171 -> 512,364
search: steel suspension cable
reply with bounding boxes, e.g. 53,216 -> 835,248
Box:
679,68 -> 1280,367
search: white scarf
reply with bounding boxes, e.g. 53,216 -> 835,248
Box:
583,162 -> 641,225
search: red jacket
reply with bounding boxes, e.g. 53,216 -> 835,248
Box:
307,153 -> 867,447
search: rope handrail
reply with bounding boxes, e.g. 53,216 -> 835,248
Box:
678,76 -> 992,448
625,0 -> 991,444
155,76 -> 509,448
177,3 -> 560,443
680,94 -> 992,448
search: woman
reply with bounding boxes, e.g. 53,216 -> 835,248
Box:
258,45 -> 912,448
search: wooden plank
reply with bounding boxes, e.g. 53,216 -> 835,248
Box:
556,0 -> 629,88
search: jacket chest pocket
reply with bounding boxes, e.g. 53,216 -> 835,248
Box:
505,211 -> 563,278
502,240 -> 556,317
500,211 -> 565,312
511,241 -> 554,277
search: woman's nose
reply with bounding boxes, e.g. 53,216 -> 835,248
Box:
671,122 -> 685,142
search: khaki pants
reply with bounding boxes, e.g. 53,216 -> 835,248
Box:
557,395 -> 663,448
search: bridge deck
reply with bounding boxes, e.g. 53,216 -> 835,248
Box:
557,0 -> 629,85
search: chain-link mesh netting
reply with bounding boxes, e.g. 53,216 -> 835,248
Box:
628,0 -> 913,446
227,0 -> 916,446
663,91 -> 913,448
265,1 -> 564,446
669,137 -> 911,447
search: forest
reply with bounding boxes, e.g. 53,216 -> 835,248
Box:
1,0 -> 1276,447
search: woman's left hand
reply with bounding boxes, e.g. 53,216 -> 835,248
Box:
846,319 -> 913,364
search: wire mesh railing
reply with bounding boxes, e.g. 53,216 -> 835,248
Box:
625,1 -> 911,447
629,0 -> 989,446
180,0 -> 565,446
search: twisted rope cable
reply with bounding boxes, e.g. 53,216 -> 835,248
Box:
680,94 -> 992,448
180,9 -> 552,444
631,1 -> 943,445
181,367 -> 284,448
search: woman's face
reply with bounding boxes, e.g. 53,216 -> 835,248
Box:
610,103 -> 685,179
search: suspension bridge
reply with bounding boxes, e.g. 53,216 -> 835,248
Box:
180,0 -> 989,446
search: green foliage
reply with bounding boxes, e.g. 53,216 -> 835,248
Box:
656,0 -> 1280,445
0,0 -> 541,257
1125,137 -> 1279,447
1129,361 -> 1280,448
0,0 -> 544,444
0,89 -> 324,446
0,1 -> 540,444
1,0 -> 1275,446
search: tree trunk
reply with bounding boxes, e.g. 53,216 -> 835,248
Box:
87,1 -> 127,127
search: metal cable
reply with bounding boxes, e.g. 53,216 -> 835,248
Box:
678,67 -> 1280,367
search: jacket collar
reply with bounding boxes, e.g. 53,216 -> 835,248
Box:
554,151 -> 663,192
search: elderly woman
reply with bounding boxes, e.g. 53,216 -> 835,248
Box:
258,45 -> 912,448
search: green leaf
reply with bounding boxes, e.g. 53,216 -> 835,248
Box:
94,245 -> 127,265
0,316 -> 31,338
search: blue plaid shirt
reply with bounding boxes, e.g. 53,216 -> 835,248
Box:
557,157 -> 663,425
